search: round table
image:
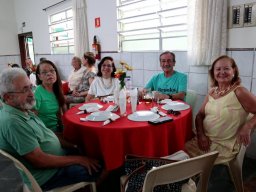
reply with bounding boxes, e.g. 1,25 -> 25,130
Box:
63,101 -> 193,170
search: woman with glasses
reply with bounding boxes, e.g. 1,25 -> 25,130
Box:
65,52 -> 96,105
34,60 -> 66,133
86,56 -> 119,102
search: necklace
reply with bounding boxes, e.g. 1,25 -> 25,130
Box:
100,77 -> 113,89
214,85 -> 232,96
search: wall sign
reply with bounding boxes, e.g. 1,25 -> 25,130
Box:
95,17 -> 101,28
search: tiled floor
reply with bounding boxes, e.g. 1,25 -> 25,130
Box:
0,154 -> 255,192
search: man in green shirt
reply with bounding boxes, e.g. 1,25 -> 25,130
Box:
143,51 -> 187,101
0,68 -> 101,190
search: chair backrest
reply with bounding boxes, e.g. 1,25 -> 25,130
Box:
142,151 -> 219,192
185,89 -> 198,109
0,149 -> 43,192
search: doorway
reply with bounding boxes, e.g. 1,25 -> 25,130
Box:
18,32 -> 35,68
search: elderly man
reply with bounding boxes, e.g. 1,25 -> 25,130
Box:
143,51 -> 187,101
0,68 -> 101,190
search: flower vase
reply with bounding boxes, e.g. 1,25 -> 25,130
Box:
118,86 -> 127,116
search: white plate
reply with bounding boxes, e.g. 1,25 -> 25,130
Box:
160,99 -> 173,104
86,111 -> 117,121
78,103 -> 103,111
128,110 -> 160,122
161,102 -> 190,111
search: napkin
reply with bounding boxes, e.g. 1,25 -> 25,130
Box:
80,117 -> 89,121
102,113 -> 120,126
150,107 -> 167,117
161,150 -> 190,161
105,105 -> 119,112
76,107 -> 99,114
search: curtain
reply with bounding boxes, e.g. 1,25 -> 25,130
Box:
72,0 -> 89,58
187,0 -> 227,66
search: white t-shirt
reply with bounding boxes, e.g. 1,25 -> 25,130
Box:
88,77 -> 119,97
68,67 -> 85,91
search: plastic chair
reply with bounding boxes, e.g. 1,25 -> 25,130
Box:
142,151 -> 219,192
224,145 -> 247,192
0,149 -> 97,192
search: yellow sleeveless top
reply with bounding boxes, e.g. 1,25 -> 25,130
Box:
203,88 -> 248,164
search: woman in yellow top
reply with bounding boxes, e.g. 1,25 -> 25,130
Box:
186,55 -> 256,190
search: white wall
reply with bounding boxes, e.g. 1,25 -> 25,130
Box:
14,0 -> 72,54
0,0 -> 19,55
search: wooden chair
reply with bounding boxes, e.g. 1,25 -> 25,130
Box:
142,151 -> 219,192
0,149 -> 97,192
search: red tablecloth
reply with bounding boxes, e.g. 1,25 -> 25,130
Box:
63,101 -> 193,170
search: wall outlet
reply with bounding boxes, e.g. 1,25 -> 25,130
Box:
230,4 -> 244,28
244,3 -> 256,27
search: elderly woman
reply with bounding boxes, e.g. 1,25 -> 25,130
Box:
186,55 -> 256,190
65,52 -> 96,104
34,60 -> 67,133
67,56 -> 85,92
86,56 -> 119,102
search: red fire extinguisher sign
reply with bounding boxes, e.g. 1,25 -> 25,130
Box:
95,17 -> 100,28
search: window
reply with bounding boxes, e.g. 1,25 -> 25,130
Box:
48,8 -> 74,54
117,0 -> 188,51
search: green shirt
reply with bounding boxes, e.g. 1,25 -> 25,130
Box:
0,104 -> 65,186
145,71 -> 187,95
35,85 -> 59,132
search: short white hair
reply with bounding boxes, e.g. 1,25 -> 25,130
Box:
0,68 -> 27,98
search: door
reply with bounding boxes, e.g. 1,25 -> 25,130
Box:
18,32 -> 35,68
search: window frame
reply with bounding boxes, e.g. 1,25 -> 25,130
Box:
117,0 -> 188,52
48,8 -> 74,54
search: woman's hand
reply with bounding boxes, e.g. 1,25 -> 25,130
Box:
197,134 -> 211,152
237,123 -> 252,146
72,90 -> 80,97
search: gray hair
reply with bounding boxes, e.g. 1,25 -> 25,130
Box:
0,68 -> 27,98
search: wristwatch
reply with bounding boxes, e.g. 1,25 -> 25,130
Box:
168,94 -> 173,99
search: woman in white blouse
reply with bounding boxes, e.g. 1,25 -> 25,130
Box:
86,56 -> 119,102
68,56 -> 85,92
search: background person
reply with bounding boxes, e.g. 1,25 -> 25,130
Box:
86,56 -> 119,102
142,51 -> 187,101
186,55 -> 256,191
67,56 -> 85,92
0,68 -> 102,191
65,52 -> 96,104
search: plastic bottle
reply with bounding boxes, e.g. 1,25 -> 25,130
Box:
125,76 -> 132,90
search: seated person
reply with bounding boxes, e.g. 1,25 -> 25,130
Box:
24,57 -> 33,77
0,68 -> 102,191
34,60 -> 67,133
143,51 -> 187,101
185,55 -> 256,191
67,56 -> 85,93
66,52 -> 96,104
86,56 -> 119,102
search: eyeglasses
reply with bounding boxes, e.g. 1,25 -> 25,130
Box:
40,69 -> 56,75
8,85 -> 34,94
102,64 -> 112,68
160,59 -> 174,63
167,109 -> 181,116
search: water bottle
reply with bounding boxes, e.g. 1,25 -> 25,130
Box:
125,76 -> 132,90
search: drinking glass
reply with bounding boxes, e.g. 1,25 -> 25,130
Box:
143,88 -> 153,105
